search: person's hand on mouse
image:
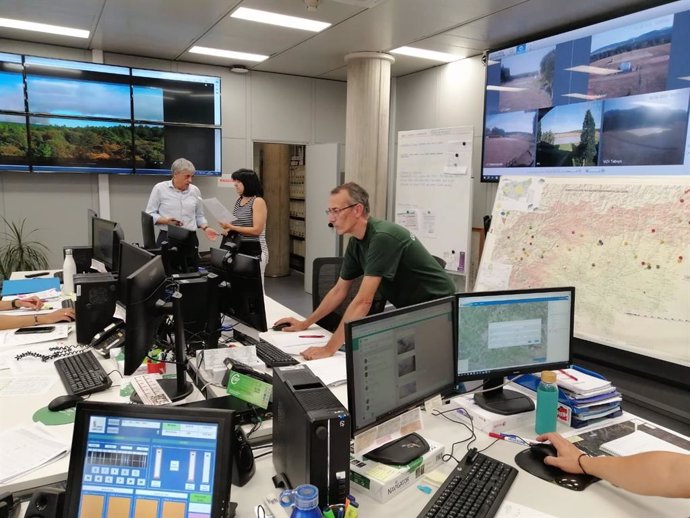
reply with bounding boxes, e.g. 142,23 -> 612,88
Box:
536,432 -> 587,474
272,317 -> 308,332
40,308 -> 76,324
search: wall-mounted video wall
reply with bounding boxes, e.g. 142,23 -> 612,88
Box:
0,54 -> 221,175
481,0 -> 690,182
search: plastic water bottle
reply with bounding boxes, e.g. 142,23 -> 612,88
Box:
279,484 -> 322,518
62,248 -> 77,296
535,370 -> 558,434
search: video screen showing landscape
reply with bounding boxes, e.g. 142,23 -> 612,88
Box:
536,102 -> 602,167
0,61 -> 25,112
482,0 -> 690,181
134,125 -> 220,176
0,114 -> 29,170
587,15 -> 673,99
495,46 -> 555,112
132,70 -> 220,125
29,117 -> 133,173
599,89 -> 690,166
484,111 -> 536,168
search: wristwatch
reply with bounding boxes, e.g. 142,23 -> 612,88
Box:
11,299 -> 19,309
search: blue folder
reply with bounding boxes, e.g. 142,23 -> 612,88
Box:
1,277 -> 60,296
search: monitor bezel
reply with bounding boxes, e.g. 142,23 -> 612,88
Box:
117,241 -> 155,305
91,216 -> 124,271
344,295 -> 457,437
454,286 -> 575,384
63,401 -> 234,518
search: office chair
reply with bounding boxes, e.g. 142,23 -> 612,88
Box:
311,257 -> 386,333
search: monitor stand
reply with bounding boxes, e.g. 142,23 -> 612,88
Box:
363,432 -> 430,465
131,291 -> 193,403
474,376 -> 535,416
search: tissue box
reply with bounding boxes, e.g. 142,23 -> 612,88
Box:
451,394 -> 533,434
349,439 -> 445,503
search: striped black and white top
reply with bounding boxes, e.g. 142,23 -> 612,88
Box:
233,196 -> 268,262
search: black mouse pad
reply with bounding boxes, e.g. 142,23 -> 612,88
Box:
515,449 -> 599,491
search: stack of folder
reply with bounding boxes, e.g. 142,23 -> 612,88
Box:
514,366 -> 622,428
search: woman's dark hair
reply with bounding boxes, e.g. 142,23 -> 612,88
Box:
231,168 -> 264,197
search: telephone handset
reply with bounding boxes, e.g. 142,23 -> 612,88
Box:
90,319 -> 126,356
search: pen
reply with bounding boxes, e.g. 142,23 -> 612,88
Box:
299,335 -> 325,338
488,432 -> 531,446
558,369 -> 578,381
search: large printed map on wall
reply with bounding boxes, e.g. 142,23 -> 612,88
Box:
475,176 -> 690,365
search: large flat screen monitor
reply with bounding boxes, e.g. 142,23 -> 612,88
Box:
162,225 -> 198,274
63,401 -> 234,518
345,296 -> 456,461
91,217 -> 124,272
481,0 -> 690,181
210,248 -> 267,333
456,287 -> 574,415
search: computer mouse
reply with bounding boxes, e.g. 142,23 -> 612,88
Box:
272,322 -> 290,331
529,442 -> 558,461
48,394 -> 84,412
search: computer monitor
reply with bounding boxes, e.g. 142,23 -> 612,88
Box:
345,296 -> 456,462
140,210 -> 157,250
162,225 -> 198,274
87,208 -> 97,246
123,255 -> 193,401
92,216 -> 124,272
456,287 -> 574,415
117,241 -> 155,305
210,248 -> 267,333
63,401 -> 234,518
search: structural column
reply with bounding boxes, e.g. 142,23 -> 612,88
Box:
344,52 -> 395,219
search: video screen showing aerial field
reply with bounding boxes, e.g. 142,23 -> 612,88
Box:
483,111 -> 537,167
496,46 -> 555,112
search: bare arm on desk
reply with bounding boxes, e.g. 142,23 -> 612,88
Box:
538,432 -> 690,498
301,276 -> 381,360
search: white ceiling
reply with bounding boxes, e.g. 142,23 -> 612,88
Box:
0,0 -> 673,80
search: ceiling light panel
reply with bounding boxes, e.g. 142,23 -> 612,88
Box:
231,7 -> 331,32
0,17 -> 89,38
189,46 -> 269,62
391,46 -> 459,63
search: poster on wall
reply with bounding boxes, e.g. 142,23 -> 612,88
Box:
395,127 -> 474,288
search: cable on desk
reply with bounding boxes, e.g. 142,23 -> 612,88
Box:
432,407 -> 477,464
254,450 -> 273,460
256,504 -> 266,518
198,381 -> 223,394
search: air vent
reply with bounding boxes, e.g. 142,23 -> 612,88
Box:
296,388 -> 342,411
330,0 -> 386,8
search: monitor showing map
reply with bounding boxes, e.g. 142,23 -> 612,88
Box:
456,287 -> 574,415
481,0 -> 690,181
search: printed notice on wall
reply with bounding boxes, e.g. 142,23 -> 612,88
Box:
395,127 -> 474,284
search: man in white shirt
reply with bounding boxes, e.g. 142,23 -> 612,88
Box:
145,158 -> 219,248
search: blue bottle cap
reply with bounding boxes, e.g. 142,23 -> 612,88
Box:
294,484 -> 319,510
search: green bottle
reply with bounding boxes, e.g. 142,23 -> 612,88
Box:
535,370 -> 558,434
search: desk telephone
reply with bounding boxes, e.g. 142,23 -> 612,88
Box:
90,319 -> 125,356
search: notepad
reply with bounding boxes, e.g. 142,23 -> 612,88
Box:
600,430 -> 689,456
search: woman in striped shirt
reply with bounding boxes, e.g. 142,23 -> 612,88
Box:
219,169 -> 269,278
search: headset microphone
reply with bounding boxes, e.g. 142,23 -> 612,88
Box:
328,223 -> 334,228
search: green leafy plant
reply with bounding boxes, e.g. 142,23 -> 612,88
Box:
0,217 -> 49,279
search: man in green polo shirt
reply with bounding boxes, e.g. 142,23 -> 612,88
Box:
275,182 -> 455,360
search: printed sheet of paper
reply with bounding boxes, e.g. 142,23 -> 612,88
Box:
203,197 -> 234,224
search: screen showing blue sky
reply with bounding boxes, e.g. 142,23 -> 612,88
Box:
26,76 -> 131,119
0,72 -> 25,112
540,102 -> 603,134
590,14 -> 673,54
133,86 -> 165,121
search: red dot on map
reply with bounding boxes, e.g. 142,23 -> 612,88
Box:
651,228 -> 656,233
679,256 -> 684,263
681,199 -> 685,203
641,261 -> 646,265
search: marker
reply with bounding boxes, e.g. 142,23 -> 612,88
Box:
299,335 -> 325,338
558,369 -> 578,381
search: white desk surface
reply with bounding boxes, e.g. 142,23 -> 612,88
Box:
2,285 -> 688,517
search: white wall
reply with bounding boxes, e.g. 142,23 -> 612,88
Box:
0,39 -> 347,269
394,57 -> 498,229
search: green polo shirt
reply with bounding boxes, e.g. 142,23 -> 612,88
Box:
340,218 -> 456,307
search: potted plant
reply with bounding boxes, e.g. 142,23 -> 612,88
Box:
0,217 -> 49,281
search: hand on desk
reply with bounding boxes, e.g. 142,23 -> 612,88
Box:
272,317 -> 309,332
300,345 -> 336,361
41,308 -> 76,324
16,296 -> 44,310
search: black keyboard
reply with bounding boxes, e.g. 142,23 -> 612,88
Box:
61,299 -> 75,309
417,449 -> 517,518
54,350 -> 112,396
235,332 -> 299,367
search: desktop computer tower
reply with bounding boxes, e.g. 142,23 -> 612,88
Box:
172,272 -> 220,350
63,245 -> 93,273
74,273 -> 117,345
272,364 -> 350,508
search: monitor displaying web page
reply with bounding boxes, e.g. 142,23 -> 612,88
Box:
456,287 -> 574,415
63,402 -> 234,518
345,297 -> 456,435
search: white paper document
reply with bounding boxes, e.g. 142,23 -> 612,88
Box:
203,197 -> 234,224
0,325 -> 71,348
0,375 -> 56,396
305,352 -> 347,387
259,330 -> 329,352
601,430 -> 689,456
0,424 -> 70,484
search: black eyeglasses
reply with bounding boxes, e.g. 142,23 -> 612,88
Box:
325,203 -> 358,216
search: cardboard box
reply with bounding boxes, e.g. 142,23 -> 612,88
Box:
451,394 -> 534,434
349,439 -> 445,503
